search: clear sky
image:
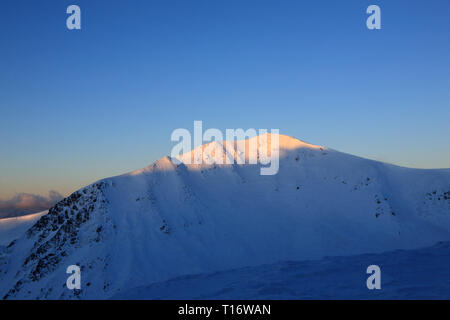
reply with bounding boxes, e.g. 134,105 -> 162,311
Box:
1,0 -> 449,199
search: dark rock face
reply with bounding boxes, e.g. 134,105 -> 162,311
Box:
2,182 -> 109,300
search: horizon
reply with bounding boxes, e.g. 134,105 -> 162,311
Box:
1,0 -> 450,201
1,131 -> 448,201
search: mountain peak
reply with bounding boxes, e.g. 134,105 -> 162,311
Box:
128,156 -> 176,176
174,133 -> 326,167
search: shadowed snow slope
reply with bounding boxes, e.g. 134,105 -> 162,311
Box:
1,134 -> 449,299
0,211 -> 47,246
112,241 -> 450,300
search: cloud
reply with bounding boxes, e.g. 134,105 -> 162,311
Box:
0,191 -> 63,219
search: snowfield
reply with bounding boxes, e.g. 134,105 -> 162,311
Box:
113,241 -> 450,300
0,211 -> 47,246
0,134 -> 449,299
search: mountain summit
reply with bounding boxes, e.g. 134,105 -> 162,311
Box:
1,134 -> 449,299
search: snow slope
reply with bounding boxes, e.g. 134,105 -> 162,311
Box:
0,211 -> 47,246
0,134 -> 449,299
113,241 -> 450,300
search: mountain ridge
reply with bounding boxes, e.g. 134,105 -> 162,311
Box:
1,134 -> 449,299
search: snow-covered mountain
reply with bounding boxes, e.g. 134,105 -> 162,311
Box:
1,134 -> 449,299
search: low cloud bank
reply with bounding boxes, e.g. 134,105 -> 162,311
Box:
0,191 -> 63,219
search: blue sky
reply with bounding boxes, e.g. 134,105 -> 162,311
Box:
1,0 -> 449,198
